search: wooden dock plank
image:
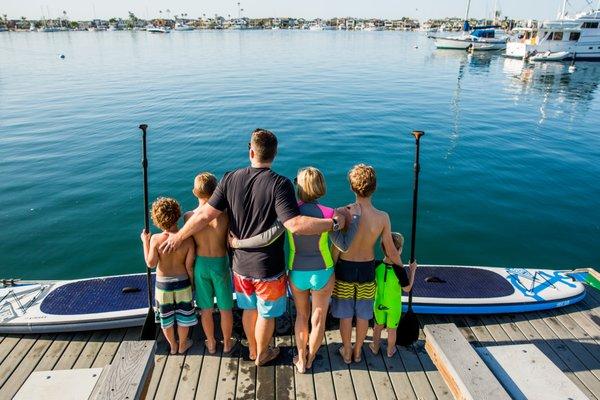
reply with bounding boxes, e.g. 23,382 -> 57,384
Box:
154,353 -> 186,400
0,334 -> 39,389
53,331 -> 91,370
256,338 -> 276,400
397,342 -> 437,400
0,334 -> 54,399
145,331 -> 170,400
477,344 -> 590,400
274,334 -> 295,400
381,343 -> 418,400
424,323 -> 510,400
524,312 -> 600,397
174,327 -> 205,400
0,335 -> 22,365
416,317 -> 453,400
292,333 -> 315,400
215,341 -> 242,400
362,341 -> 396,400
91,328 -> 128,368
324,329 -> 355,400
33,333 -> 73,371
73,330 -> 109,369
311,336 -> 335,400
235,343 -> 257,400
90,340 -> 155,400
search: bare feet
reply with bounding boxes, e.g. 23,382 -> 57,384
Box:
205,339 -> 217,355
179,339 -> 193,354
338,346 -> 352,364
353,347 -> 362,363
305,352 -> 317,370
223,338 -> 238,354
387,345 -> 397,358
293,354 -> 307,373
170,347 -> 178,355
255,346 -> 280,367
369,342 -> 380,355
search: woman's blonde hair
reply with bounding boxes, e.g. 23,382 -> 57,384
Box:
296,167 -> 326,202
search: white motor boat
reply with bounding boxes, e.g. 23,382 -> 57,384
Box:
174,23 -> 194,31
507,3 -> 600,61
147,25 -> 171,33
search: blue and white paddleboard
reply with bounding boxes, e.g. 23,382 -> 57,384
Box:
406,265 -> 586,314
0,266 -> 586,333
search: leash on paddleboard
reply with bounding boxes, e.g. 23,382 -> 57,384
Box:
139,123 -> 157,340
397,130 -> 424,347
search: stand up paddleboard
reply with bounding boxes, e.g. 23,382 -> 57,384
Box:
0,266 -> 587,334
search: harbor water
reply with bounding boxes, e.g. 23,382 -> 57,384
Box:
0,31 -> 599,279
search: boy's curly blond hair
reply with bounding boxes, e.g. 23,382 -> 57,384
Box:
348,164 -> 377,198
151,197 -> 181,231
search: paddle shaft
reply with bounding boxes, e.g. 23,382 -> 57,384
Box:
139,124 -> 153,313
408,131 -> 424,307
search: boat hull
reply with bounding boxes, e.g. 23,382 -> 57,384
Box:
434,36 -> 506,51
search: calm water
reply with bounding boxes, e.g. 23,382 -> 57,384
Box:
1,31 -> 599,279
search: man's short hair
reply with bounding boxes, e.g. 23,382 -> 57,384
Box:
381,232 -> 404,254
296,167 -> 326,202
348,164 -> 377,198
251,128 -> 278,163
193,172 -> 217,199
151,197 -> 181,231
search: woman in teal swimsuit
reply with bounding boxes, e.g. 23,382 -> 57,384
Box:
233,167 -> 360,373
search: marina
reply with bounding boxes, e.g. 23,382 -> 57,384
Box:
1,287 -> 600,399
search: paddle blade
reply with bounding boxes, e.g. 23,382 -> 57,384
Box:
140,307 -> 157,340
396,309 -> 420,346
585,274 -> 600,291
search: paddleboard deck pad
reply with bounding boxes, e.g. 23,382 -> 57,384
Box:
0,274 -> 154,334
405,266 -> 585,314
0,266 -> 586,333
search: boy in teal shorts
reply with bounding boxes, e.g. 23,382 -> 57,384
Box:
370,232 -> 417,357
184,173 -> 234,354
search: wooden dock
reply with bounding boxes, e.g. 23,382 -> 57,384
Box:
2,287 -> 600,399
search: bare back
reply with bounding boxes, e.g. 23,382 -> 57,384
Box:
340,204 -> 388,262
151,232 -> 195,277
184,209 -> 229,257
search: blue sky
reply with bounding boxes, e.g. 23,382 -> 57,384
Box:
2,0 -> 597,21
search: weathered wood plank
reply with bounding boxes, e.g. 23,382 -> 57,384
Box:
415,317 -> 453,400
53,331 -> 91,370
362,341 -> 396,400
0,334 -> 54,399
311,335 -> 335,400
324,329 -> 355,400
397,342 -> 437,400
145,332 -> 170,399
215,341 -> 241,400
477,344 -> 590,400
292,333 -> 315,400
174,326 -> 205,400
424,323 -> 510,400
196,341 -> 223,399
90,340 -> 155,400
235,343 -> 257,400
0,334 -> 39,389
91,328 -> 128,368
256,338 -> 276,400
274,334 -> 295,400
154,352 -> 186,400
0,335 -> 22,365
33,333 -> 73,371
381,343 -> 418,400
524,312 -> 600,398
73,330 -> 109,369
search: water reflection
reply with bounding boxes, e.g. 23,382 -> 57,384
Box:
503,58 -> 600,123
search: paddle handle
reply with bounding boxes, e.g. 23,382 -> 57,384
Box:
408,130 -> 424,307
140,124 -> 149,233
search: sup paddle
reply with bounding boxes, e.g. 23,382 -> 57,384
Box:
139,123 -> 157,341
397,130 -> 424,347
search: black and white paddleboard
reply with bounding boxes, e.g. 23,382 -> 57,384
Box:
0,266 -> 586,334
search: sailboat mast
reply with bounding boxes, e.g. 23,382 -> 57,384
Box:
463,0 -> 472,31
561,0 -> 567,19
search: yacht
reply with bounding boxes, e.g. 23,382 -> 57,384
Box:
146,25 -> 171,33
433,28 -> 509,50
506,5 -> 600,60
174,22 -> 194,31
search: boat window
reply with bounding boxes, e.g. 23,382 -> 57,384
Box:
550,31 -> 564,41
569,32 -> 581,41
582,22 -> 599,29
